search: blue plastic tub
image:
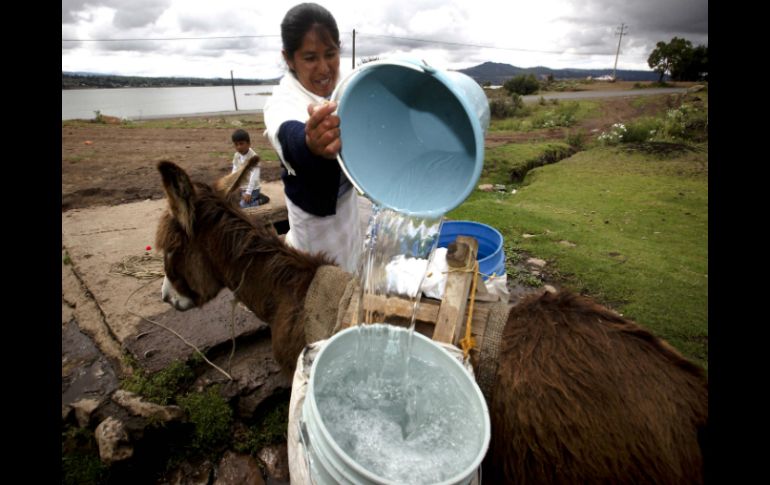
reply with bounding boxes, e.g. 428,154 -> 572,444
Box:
438,221 -> 505,280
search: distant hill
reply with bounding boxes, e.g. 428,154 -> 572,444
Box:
62,72 -> 281,89
456,61 -> 665,84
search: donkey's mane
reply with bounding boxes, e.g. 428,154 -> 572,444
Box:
157,182 -> 334,290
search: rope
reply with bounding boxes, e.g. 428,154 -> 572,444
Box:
110,254 -> 165,279
445,266 -> 497,279
459,260 -> 480,359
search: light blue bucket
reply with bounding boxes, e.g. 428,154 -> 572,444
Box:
333,59 -> 490,218
438,221 -> 505,280
301,324 -> 491,484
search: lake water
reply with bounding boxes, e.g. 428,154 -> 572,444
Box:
61,84 -> 276,121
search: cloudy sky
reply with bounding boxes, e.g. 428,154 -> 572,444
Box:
62,0 -> 708,79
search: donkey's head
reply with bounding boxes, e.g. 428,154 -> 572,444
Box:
155,157 -> 259,311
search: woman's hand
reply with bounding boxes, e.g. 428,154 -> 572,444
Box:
305,101 -> 341,159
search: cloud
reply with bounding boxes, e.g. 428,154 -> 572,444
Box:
62,0 -> 707,77
112,0 -> 172,29
63,0 -> 172,28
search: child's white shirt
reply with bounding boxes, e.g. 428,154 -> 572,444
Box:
231,147 -> 261,193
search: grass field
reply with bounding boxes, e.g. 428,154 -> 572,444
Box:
450,89 -> 708,369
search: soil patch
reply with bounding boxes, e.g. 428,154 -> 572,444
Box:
62,120 -> 283,211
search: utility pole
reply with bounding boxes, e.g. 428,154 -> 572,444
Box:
230,70 -> 239,111
352,29 -> 356,69
612,23 -> 628,81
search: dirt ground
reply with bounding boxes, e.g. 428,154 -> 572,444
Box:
61,117 -> 285,211
61,95 -> 678,212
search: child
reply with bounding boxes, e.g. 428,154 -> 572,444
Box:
231,129 -> 261,208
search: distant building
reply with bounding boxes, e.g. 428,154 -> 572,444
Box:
594,74 -> 616,82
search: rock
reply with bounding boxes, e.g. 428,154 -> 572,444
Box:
522,233 -> 536,239
95,417 -> 134,464
165,457 -> 214,485
258,443 -> 290,483
111,389 -> 185,422
526,258 -> 547,269
478,184 -> 495,192
62,404 -> 74,423
544,285 -> 558,294
511,189 -> 517,195
193,337 -> 292,418
71,397 -> 103,427
61,320 -> 120,408
494,184 -> 506,191
559,240 -> 576,247
214,450 -> 265,485
124,290 -> 268,373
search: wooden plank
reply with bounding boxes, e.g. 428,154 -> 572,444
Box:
339,293 -> 441,329
363,294 -> 440,322
432,236 -> 479,344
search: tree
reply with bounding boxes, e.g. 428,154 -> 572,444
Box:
674,44 -> 708,82
648,37 -> 707,82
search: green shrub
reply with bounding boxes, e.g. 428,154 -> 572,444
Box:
660,103 -> 708,141
532,102 -> 580,128
489,98 -> 516,119
489,94 -> 528,119
566,130 -> 589,150
623,117 -> 663,143
597,123 -> 627,145
503,74 -> 540,95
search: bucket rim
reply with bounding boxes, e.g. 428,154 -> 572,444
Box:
306,323 -> 491,485
332,59 -> 486,218
438,220 -> 505,246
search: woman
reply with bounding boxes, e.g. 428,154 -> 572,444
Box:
264,2 -> 361,273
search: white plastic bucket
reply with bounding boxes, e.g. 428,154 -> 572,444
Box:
332,58 -> 490,218
300,324 -> 491,485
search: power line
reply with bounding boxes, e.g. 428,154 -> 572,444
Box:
357,32 -> 615,56
61,34 -> 280,42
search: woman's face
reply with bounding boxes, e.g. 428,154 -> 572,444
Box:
285,29 -> 340,98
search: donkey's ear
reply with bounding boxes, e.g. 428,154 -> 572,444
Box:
214,155 -> 260,198
158,161 -> 196,236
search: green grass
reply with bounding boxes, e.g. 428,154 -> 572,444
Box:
121,358 -> 198,405
63,115 -> 267,131
178,386 -> 233,453
489,100 -> 600,132
233,397 -> 290,455
62,426 -> 109,485
449,145 -> 708,369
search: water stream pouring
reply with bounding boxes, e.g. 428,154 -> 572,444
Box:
332,58 -> 490,218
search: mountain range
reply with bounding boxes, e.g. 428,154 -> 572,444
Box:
456,61 -> 663,84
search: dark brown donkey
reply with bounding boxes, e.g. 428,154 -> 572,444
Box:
156,160 -> 707,485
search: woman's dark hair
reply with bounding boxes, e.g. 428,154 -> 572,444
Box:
281,3 -> 340,60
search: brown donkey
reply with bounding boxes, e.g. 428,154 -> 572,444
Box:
156,160 -> 707,484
